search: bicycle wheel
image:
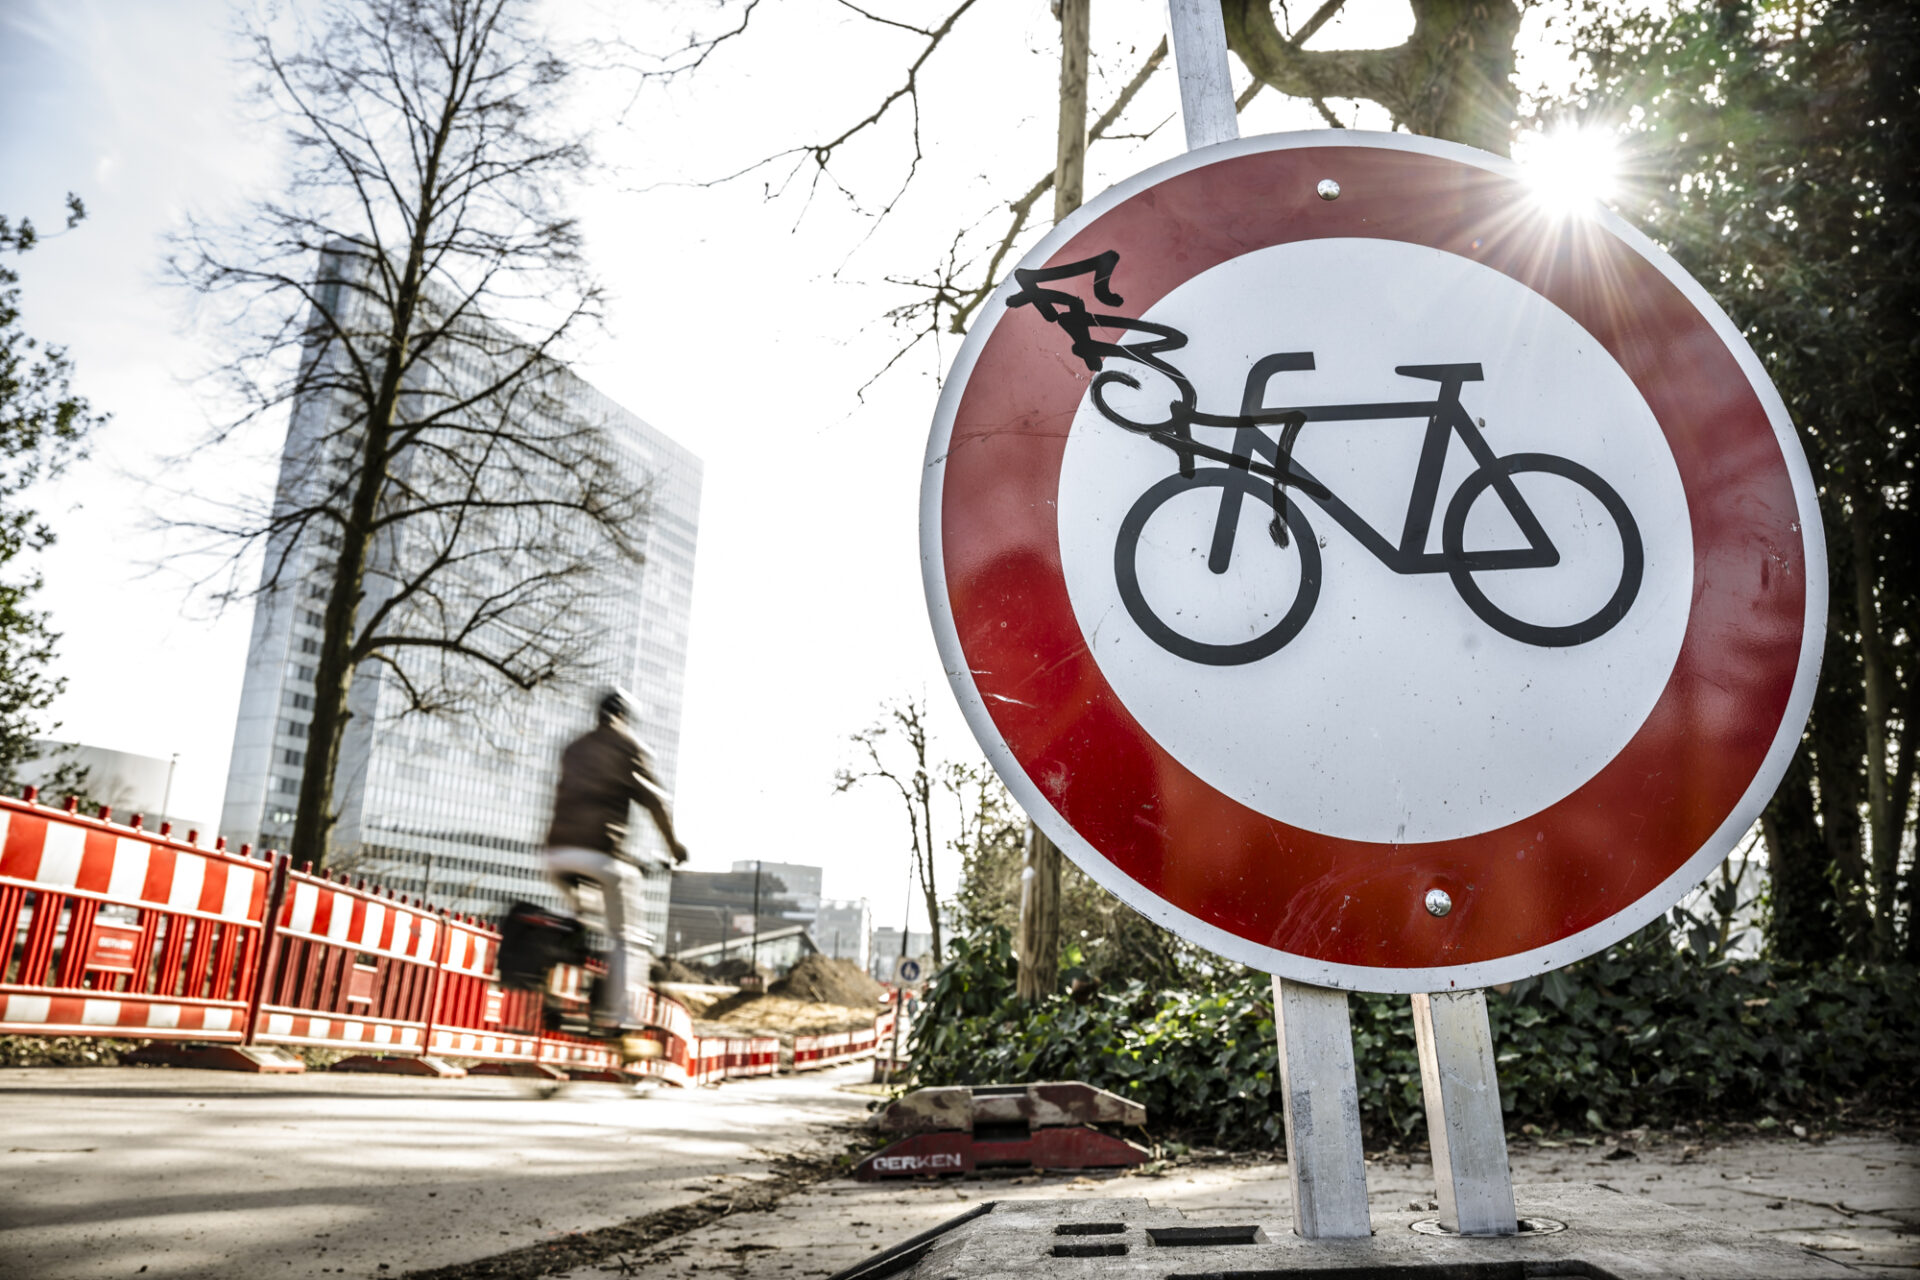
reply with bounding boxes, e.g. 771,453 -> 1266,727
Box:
1442,452 -> 1644,648
1114,469 -> 1322,666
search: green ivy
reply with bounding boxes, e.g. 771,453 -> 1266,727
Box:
910,925 -> 1920,1147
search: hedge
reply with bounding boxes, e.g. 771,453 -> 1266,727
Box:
909,924 -> 1919,1147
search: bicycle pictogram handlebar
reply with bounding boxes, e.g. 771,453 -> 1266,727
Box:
1008,253 -> 1646,666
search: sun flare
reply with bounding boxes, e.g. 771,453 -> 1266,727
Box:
1517,128 -> 1622,215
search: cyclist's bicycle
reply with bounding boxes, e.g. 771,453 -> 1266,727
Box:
1008,254 -> 1645,667
497,896 -> 657,1088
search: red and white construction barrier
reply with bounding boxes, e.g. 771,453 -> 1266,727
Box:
0,792 -> 892,1087
793,1020 -> 885,1070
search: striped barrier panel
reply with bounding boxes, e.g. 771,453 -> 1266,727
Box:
793,1029 -> 854,1069
688,1037 -> 726,1085
793,1021 -> 889,1070
733,1037 -> 779,1077
629,1047 -> 690,1088
682,1036 -> 778,1085
1,796 -> 270,1043
635,984 -> 695,1044
424,917 -> 544,1067
536,1032 -> 623,1075
254,866 -> 443,1055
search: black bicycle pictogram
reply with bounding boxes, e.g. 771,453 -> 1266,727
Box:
1007,252 -> 1645,667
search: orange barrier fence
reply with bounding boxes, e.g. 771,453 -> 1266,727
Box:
1,792 -> 889,1086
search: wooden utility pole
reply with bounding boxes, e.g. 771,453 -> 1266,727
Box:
1016,0 -> 1088,1004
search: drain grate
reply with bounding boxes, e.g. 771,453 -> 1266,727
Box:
1148,1224 -> 1265,1247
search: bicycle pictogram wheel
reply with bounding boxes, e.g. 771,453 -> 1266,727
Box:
1442,453 -> 1646,649
1113,468 -> 1323,667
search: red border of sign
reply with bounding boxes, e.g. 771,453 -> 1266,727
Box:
922,134 -> 1825,992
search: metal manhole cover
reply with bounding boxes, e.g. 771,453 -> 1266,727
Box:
1411,1216 -> 1567,1236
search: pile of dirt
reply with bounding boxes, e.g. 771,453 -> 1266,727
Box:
650,955 -> 708,984
768,954 -> 885,1009
685,955 -> 764,986
655,981 -> 739,1017
697,993 -> 878,1038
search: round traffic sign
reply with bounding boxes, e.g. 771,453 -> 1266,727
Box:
893,957 -> 923,985
921,132 -> 1824,993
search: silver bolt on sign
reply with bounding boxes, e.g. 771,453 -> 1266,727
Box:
1317,178 -> 1341,200
1425,888 -> 1453,918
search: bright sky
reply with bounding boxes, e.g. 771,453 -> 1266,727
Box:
0,0 -> 1585,932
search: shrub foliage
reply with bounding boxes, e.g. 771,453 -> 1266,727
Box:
910,925 -> 1919,1148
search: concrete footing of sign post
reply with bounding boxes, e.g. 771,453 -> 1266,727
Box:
832,1185 -> 1856,1279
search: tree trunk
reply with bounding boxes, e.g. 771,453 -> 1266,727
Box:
288,77 -> 465,872
922,864 -> 944,967
1848,500 -> 1900,957
1403,0 -> 1522,154
1223,0 -> 1524,156
1011,0 -> 1089,999
915,768 -> 944,966
1018,824 -> 1063,1001
1759,745 -> 1841,962
1052,0 -> 1090,220
290,324 -> 404,872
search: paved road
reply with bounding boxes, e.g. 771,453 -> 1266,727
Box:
0,1063 -> 871,1279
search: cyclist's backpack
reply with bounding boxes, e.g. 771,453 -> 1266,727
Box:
496,901 -> 589,992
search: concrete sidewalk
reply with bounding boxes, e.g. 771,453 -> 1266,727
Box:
559,1129 -> 1920,1277
0,1063 -> 872,1279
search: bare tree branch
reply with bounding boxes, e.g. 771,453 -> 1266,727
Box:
835,694 -> 946,964
654,0 -> 981,229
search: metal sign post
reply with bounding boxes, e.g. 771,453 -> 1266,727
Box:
1413,990 -> 1518,1235
1165,2 -> 1399,1233
1271,976 -> 1371,1238
1166,0 -> 1238,150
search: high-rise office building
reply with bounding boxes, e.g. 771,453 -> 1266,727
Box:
220,247 -> 701,940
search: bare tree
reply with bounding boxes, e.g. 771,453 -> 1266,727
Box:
948,758 -> 1201,991
835,694 -> 946,965
173,0 -> 648,870
641,0 -> 1530,374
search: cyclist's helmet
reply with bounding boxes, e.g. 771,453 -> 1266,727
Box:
596,687 -> 634,728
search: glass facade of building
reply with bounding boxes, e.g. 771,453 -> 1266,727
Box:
219,250 -> 701,944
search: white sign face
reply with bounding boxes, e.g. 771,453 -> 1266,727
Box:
1055,238 -> 1694,843
892,957 -> 923,985
922,131 -> 1825,992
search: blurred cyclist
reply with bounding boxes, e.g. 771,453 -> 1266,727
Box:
544,688 -> 688,1033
